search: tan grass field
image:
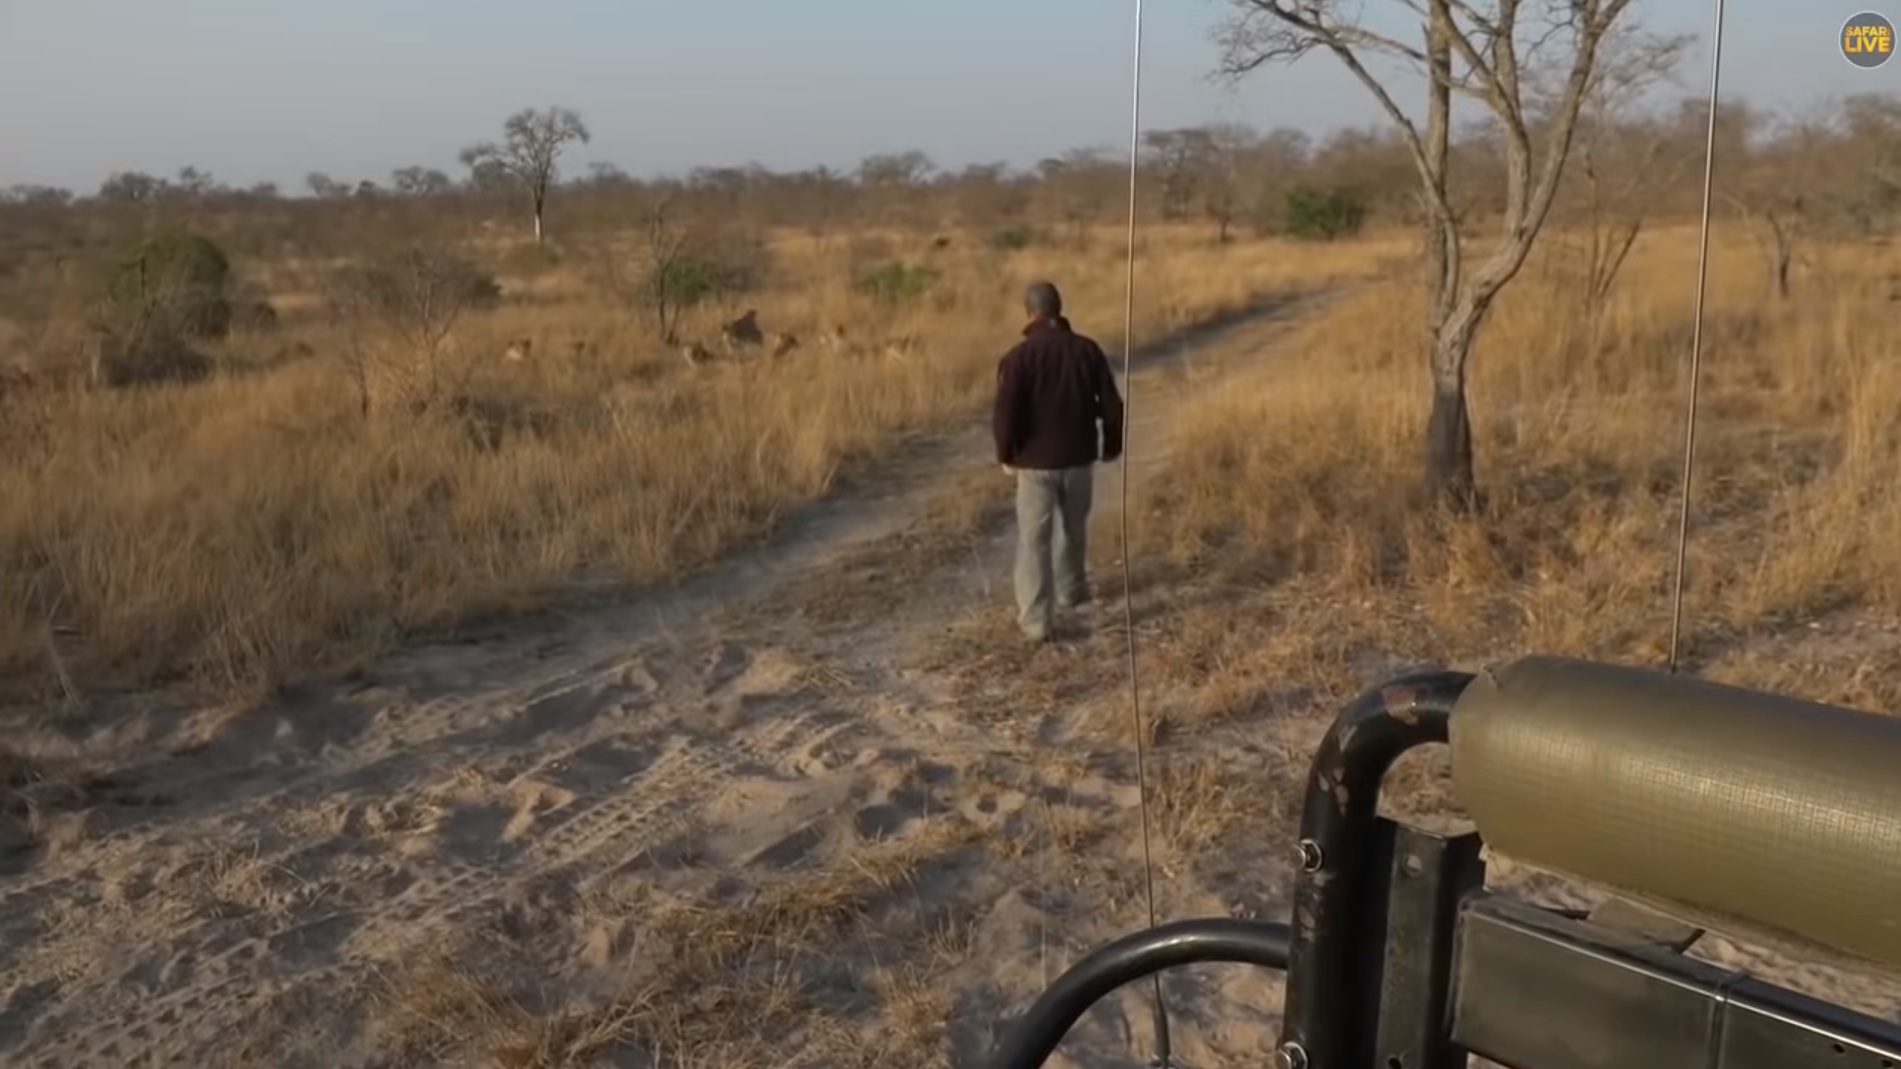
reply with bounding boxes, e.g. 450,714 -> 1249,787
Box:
0,218 -> 1898,1067
0,224 -> 1406,699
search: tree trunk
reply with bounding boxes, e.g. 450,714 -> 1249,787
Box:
1425,301 -> 1479,508
533,206 -> 545,244
1420,0 -> 1473,508
1425,360 -> 1476,508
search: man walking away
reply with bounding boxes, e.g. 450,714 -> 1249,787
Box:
993,281 -> 1125,643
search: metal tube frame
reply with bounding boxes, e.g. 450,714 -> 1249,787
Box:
985,670 -> 1901,1069
986,917 -> 1292,1069
1278,669 -> 1474,1069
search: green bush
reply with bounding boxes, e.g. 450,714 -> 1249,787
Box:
856,261 -> 940,303
1283,186 -> 1368,241
990,225 -> 1037,251
645,226 -> 768,307
103,231 -> 234,339
658,256 -> 734,308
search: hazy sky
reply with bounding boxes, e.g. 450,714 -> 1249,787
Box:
0,1 -> 1890,192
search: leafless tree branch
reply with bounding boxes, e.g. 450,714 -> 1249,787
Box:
461,106 -> 591,243
1216,0 -> 1650,504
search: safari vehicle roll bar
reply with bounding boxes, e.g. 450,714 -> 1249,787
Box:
989,657 -> 1901,1069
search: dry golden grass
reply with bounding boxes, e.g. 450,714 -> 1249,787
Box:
1125,221 -> 1901,718
669,219 -> 1901,1059
0,224 -> 1406,701
767,220 -> 1901,1055
872,220 -> 1901,913
8,214 -> 1899,1069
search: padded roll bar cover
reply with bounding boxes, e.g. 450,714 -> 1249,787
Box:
1449,655 -> 1901,969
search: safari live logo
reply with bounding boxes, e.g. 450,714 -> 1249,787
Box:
1843,12 -> 1896,68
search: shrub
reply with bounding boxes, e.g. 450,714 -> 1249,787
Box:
990,225 -> 1037,251
657,256 -> 735,308
1283,186 -> 1368,241
336,248 -> 502,318
856,262 -> 940,304
650,227 -> 768,306
102,231 -> 234,340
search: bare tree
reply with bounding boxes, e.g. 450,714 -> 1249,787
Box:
584,161 -> 635,189
855,151 -> 935,188
1136,123 -> 1263,240
306,172 -> 348,199
1219,0 -> 1656,506
1725,111 -> 1829,300
637,198 -> 696,345
98,171 -> 164,204
855,151 -> 935,228
1035,148 -> 1120,247
171,167 -> 219,199
324,271 -> 382,418
1303,127 -> 1421,223
577,195 -> 701,345
1243,128 -> 1314,233
1722,97 -> 1901,300
952,162 -> 1032,225
460,106 -> 591,243
390,166 -> 454,197
326,246 -> 497,412
1143,130 -> 1208,221
1197,124 -> 1259,242
1727,185 -> 1802,301
1834,93 -> 1901,235
1562,30 -> 1691,335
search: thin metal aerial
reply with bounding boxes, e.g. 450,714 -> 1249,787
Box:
1666,0 -> 1731,672
1115,0 -> 1174,1064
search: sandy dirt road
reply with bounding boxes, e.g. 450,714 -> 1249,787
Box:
0,293 -> 1357,1068
7,280 -> 1893,1068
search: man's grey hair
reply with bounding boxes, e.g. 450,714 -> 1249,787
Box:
1024,281 -> 1063,319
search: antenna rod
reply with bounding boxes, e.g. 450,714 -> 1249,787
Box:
1666,0 -> 1729,673
1116,0 -> 1173,1064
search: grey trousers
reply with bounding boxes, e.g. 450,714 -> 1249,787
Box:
1013,465 -> 1095,639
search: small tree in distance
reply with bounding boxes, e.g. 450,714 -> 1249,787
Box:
1284,185 -> 1367,241
578,195 -> 767,346
326,247 -> 501,413
460,106 -> 591,243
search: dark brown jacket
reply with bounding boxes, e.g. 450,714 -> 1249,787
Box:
992,316 -> 1124,470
